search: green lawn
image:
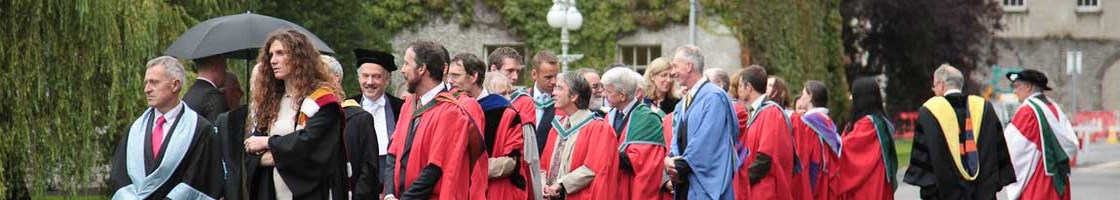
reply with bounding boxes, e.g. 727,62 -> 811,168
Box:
895,138 -> 913,167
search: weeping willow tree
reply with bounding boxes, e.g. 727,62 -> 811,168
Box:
0,0 -> 250,197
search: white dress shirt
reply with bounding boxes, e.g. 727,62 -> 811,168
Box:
533,86 -> 552,125
362,94 -> 391,156
152,102 -> 185,141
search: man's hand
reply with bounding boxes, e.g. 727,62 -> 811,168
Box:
544,184 -> 563,198
664,156 -> 681,180
244,136 -> 270,154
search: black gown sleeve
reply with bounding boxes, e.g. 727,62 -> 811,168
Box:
748,152 -> 772,185
181,121 -> 225,198
904,108 -> 939,199
400,164 -> 442,199
984,102 -> 1016,187
352,115 -> 382,200
268,103 -> 343,178
110,131 -> 132,191
267,103 -> 347,198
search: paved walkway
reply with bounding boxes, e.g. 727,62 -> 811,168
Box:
894,141 -> 1120,200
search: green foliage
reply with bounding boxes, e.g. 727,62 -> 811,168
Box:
1,0 -> 194,197
483,0 -> 689,85
704,0 -> 851,123
0,0 -> 848,197
842,0 -> 1002,114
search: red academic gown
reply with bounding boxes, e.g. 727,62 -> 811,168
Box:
456,93 -> 490,200
510,94 -> 538,126
730,103 -> 753,200
838,117 -> 894,200
1006,100 -> 1073,200
742,104 -> 795,200
540,114 -> 620,200
617,106 -> 672,200
487,105 -> 531,200
791,112 -> 841,200
387,92 -> 485,199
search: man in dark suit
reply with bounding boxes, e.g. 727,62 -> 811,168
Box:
214,71 -> 248,200
183,55 -> 229,122
349,49 -> 404,194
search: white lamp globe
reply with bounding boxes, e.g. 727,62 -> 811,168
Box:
547,4 -> 566,28
566,7 -> 583,30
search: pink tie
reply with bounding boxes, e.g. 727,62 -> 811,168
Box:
152,116 -> 166,159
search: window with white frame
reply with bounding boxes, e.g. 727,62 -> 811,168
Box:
618,45 -> 661,70
1078,0 -> 1099,7
1003,0 -> 1024,6
1076,0 -> 1101,13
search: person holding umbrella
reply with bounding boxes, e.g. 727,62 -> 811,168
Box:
241,29 -> 348,200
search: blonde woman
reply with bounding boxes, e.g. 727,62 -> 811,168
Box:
642,57 -> 680,113
242,29 -> 348,200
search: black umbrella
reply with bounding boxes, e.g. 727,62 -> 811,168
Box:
164,12 -> 334,60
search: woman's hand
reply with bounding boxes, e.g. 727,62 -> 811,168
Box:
244,136 -> 270,154
260,152 -> 275,167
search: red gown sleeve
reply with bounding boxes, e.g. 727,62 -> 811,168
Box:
569,121 -> 620,200
426,106 -> 477,199
624,144 -> 671,199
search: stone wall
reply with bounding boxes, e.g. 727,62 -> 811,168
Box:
989,38 -> 1120,111
616,19 -> 743,71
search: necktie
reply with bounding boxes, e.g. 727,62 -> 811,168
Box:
961,103 -> 979,175
546,119 -> 568,185
613,112 -> 625,134
682,93 -> 693,110
152,116 -> 167,159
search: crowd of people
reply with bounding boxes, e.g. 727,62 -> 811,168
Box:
110,28 -> 1080,200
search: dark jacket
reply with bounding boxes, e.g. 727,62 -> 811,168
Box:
183,79 -> 228,122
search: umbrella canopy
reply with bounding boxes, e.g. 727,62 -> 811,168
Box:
164,12 -> 334,60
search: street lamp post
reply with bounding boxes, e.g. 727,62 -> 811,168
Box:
548,0 -> 583,72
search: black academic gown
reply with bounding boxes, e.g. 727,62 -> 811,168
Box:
110,109 -> 224,199
343,104 -> 382,199
246,102 -> 348,200
347,94 -> 403,194
904,93 -> 1017,200
215,105 -> 248,200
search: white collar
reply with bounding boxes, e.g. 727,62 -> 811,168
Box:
563,109 -> 593,125
533,85 -> 550,99
155,101 -> 185,121
363,94 -> 387,108
617,98 -> 638,116
806,107 -> 829,116
419,83 -> 447,105
477,88 -> 492,100
944,89 -> 962,95
749,94 -> 768,110
197,77 -> 217,88
1028,92 -> 1042,99
686,77 -> 707,98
